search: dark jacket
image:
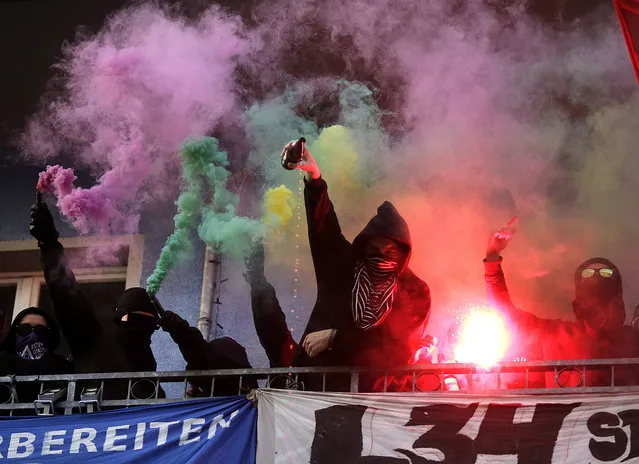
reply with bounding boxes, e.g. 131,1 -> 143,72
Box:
40,241 -> 163,400
114,288 -> 166,399
40,241 -> 127,373
0,308 -> 72,404
484,258 -> 639,387
162,311 -> 257,396
292,177 -> 431,389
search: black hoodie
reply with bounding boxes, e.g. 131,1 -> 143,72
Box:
39,241 -> 127,374
0,308 -> 72,403
39,242 -> 158,400
114,288 -> 166,399
292,177 -> 431,379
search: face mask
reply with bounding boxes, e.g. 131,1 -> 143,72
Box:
364,256 -> 402,275
352,257 -> 401,330
117,313 -> 158,339
15,324 -> 50,360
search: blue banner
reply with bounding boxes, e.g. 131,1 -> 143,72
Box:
0,396 -> 256,462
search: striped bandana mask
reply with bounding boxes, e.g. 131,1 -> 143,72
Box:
352,256 -> 400,330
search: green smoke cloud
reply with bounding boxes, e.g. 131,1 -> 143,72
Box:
147,136 -> 266,294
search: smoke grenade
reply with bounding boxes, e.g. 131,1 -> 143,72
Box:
281,137 -> 307,170
148,293 -> 167,318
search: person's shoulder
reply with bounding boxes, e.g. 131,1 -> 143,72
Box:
49,354 -> 73,372
399,268 -> 430,295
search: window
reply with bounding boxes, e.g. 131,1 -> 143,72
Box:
0,235 -> 143,356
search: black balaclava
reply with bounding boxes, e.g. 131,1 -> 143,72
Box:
573,257 -> 625,334
0,307 -> 60,360
115,288 -> 159,334
114,288 -> 159,375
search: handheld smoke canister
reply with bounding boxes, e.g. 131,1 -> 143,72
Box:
36,190 -> 43,206
147,292 -> 167,319
281,137 -> 307,170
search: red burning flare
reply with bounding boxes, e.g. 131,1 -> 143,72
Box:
453,306 -> 510,369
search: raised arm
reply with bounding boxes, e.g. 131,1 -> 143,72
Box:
484,217 -> 540,330
283,140 -> 351,271
159,310 -> 211,370
30,203 -> 103,365
245,243 -> 296,368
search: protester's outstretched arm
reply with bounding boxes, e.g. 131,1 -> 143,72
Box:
30,202 -> 102,360
160,310 -> 210,369
484,217 -> 518,309
286,143 -> 350,268
245,243 -> 297,367
484,217 -> 540,329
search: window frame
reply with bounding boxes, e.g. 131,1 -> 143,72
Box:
0,235 -> 144,321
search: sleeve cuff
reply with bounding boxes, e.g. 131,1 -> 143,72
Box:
483,257 -> 503,272
303,175 -> 325,188
39,240 -> 63,252
327,329 -> 337,351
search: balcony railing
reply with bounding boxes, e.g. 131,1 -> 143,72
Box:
2,358 -> 639,416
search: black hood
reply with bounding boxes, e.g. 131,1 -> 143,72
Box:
0,307 -> 61,354
352,201 -> 412,266
573,257 -> 625,330
115,287 -> 158,322
574,257 -> 623,292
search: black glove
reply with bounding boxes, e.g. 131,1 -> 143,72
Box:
244,241 -> 266,285
29,203 -> 59,246
159,310 -> 187,333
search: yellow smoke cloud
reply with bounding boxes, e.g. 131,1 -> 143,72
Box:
262,184 -> 296,238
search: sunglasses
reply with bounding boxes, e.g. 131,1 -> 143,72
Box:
580,268 -> 614,279
15,324 -> 48,336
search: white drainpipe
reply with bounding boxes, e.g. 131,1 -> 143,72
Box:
198,246 -> 222,340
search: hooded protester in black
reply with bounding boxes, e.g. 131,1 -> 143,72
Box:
115,288 -> 161,372
291,175 -> 431,390
160,310 -> 257,396
114,288 -> 166,399
572,258 -> 626,335
485,220 -> 639,387
0,308 -> 71,403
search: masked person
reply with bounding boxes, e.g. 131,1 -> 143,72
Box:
0,308 -> 71,407
114,288 -> 166,399
484,218 -> 639,387
282,141 -> 432,391
159,309 -> 257,397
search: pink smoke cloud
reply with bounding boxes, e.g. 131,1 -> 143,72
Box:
37,165 -> 77,197
23,4 -> 250,235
